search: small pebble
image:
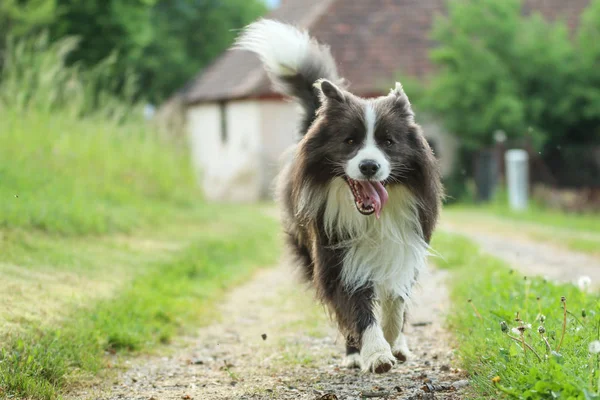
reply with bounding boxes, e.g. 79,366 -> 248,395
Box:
452,380 -> 470,388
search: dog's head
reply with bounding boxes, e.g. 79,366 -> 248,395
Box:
298,80 -> 433,218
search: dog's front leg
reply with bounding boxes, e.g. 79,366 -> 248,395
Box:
358,298 -> 397,374
332,285 -> 395,373
382,296 -> 412,362
315,246 -> 395,373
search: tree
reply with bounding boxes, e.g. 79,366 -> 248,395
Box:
45,0 -> 266,103
140,0 -> 268,103
0,0 -> 56,38
0,0 -> 267,103
425,0 -> 600,150
573,0 -> 600,143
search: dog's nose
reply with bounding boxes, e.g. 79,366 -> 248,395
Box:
359,160 -> 380,177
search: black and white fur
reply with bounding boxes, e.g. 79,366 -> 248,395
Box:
235,20 -> 442,373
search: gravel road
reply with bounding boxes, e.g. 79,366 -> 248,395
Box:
74,264 -> 468,400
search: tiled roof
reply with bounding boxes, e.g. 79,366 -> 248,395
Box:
185,0 -> 590,104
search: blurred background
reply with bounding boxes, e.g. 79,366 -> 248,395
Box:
160,0 -> 600,214
2,0 -> 598,213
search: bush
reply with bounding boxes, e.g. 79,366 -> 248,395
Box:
425,0 -> 600,150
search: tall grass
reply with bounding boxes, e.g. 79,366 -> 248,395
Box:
0,33 -> 199,235
0,33 -> 137,119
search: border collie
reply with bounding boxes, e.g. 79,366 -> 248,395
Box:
235,19 -> 442,374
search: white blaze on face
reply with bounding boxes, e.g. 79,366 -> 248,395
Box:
345,102 -> 391,181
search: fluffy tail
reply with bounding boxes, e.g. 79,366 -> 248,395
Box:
234,19 -> 342,134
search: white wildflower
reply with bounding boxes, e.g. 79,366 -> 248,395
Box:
512,324 -> 531,335
589,340 -> 600,354
578,276 -> 592,292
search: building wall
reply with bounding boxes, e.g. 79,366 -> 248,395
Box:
420,117 -> 458,178
187,103 -> 220,177
187,100 -> 263,202
259,100 -> 301,198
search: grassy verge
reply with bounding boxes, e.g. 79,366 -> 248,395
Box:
0,205 -> 279,400
0,109 -> 198,235
433,231 -> 600,399
444,206 -> 600,256
528,232 -> 600,256
449,204 -> 600,235
1,34 -> 199,236
0,35 -> 281,399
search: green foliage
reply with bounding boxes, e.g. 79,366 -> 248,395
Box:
0,33 -> 137,118
44,0 -> 266,103
0,0 -> 267,103
0,208 -> 279,399
426,0 -> 600,149
574,0 -> 600,139
433,232 -> 600,399
0,0 -> 56,38
139,0 -> 267,103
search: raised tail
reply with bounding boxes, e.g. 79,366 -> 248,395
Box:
234,19 -> 343,134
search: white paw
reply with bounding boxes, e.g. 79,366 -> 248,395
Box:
392,333 -> 412,362
362,349 -> 396,374
392,346 -> 412,362
343,353 -> 362,369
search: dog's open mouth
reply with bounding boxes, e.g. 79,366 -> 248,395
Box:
345,177 -> 389,218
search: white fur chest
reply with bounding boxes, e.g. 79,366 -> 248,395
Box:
323,178 -> 429,300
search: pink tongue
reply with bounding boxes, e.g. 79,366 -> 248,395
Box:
358,181 -> 389,219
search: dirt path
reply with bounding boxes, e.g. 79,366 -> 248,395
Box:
76,264 -> 468,400
441,219 -> 600,288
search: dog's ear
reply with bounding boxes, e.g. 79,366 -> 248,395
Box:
314,79 -> 345,103
389,82 -> 414,120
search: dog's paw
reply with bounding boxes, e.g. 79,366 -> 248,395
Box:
392,333 -> 412,363
392,347 -> 412,363
343,353 -> 362,369
362,350 -> 395,374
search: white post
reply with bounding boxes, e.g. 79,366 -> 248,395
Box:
505,149 -> 529,211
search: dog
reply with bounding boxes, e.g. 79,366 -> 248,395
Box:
235,19 -> 442,374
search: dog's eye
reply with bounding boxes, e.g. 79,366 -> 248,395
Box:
345,138 -> 355,145
384,138 -> 394,147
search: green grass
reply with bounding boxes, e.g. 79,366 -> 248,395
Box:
433,231 -> 600,399
444,205 -> 600,256
449,203 -> 600,235
527,231 -> 600,256
0,34 -> 281,400
0,128 -> 280,399
0,33 -> 200,236
562,238 -> 600,255
0,109 -> 198,235
0,206 -> 279,400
